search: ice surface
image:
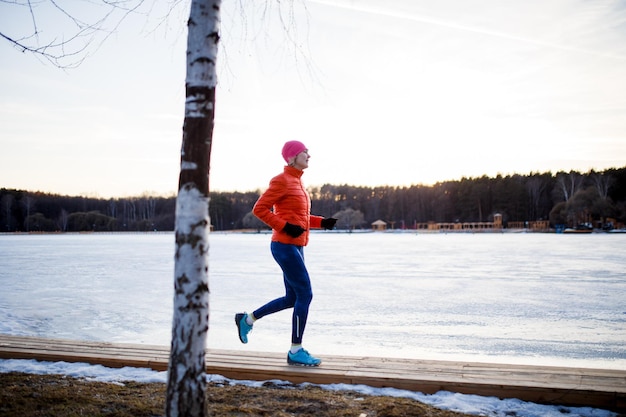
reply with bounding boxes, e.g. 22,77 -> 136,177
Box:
0,232 -> 624,369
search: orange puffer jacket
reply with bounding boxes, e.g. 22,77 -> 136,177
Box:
253,166 -> 323,246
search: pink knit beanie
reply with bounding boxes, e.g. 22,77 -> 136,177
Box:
281,140 -> 307,163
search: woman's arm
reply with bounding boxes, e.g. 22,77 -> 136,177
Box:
253,177 -> 288,231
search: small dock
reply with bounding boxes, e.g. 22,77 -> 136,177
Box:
0,335 -> 624,412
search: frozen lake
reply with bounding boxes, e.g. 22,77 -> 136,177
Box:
0,231 -> 624,370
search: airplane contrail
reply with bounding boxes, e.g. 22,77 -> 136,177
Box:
308,0 -> 626,61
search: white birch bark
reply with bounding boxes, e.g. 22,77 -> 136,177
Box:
166,1 -> 221,416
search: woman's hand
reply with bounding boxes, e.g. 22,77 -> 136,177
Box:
283,223 -> 305,237
321,218 -> 337,230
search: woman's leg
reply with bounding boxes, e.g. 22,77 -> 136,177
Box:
252,273 -> 296,319
253,242 -> 312,344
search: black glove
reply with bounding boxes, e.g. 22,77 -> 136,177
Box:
283,222 -> 305,238
321,217 -> 337,230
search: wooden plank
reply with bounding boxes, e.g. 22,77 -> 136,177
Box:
0,335 -> 624,412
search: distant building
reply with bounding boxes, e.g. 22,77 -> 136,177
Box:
371,219 -> 387,231
416,213 -> 504,232
508,220 -> 550,231
493,213 -> 502,229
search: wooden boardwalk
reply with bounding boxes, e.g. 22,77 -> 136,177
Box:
0,335 -> 624,412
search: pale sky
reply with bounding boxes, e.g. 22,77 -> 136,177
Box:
1,0 -> 625,198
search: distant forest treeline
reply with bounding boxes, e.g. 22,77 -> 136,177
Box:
2,167 -> 626,232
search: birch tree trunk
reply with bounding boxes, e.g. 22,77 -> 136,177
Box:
166,1 -> 221,416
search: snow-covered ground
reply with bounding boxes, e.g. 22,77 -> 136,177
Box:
0,358 -> 617,417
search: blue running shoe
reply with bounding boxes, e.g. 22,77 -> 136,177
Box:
235,313 -> 252,344
287,348 -> 321,367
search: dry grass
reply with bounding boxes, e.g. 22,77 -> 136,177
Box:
0,372 -> 476,417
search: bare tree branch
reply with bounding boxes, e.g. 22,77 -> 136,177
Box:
220,0 -> 322,90
1,0 -> 149,68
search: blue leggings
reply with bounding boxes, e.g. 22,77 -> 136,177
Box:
252,241 -> 313,345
